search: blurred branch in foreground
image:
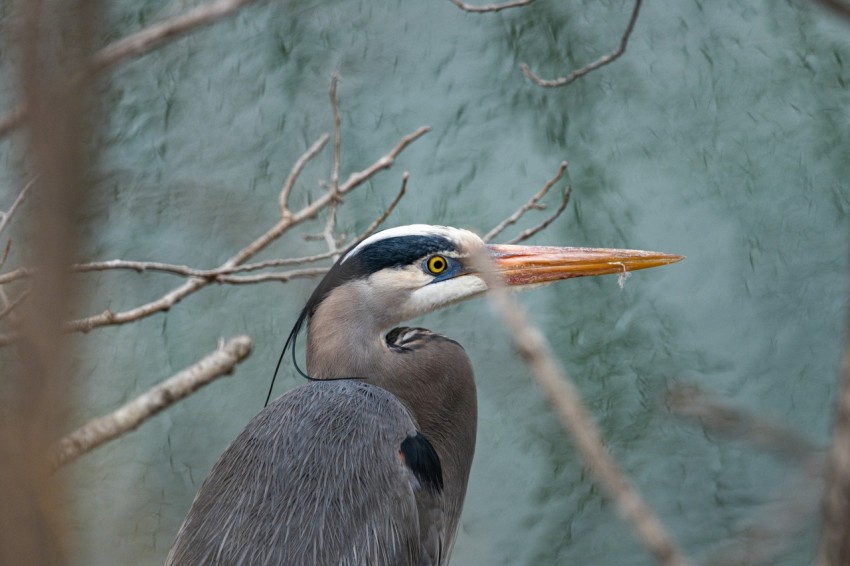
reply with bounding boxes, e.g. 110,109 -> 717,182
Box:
668,385 -> 825,565
477,253 -> 692,566
667,384 -> 819,461
819,308 -> 850,564
520,0 -> 643,88
0,0 -> 99,563
808,0 -> 850,20
49,336 -> 253,471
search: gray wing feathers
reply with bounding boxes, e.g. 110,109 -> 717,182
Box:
166,381 -> 432,566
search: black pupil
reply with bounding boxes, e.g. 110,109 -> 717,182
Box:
433,258 -> 444,271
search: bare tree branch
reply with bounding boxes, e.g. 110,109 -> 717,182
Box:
214,267 -> 330,284
232,251 -> 341,271
347,171 -> 409,251
0,240 -> 11,272
73,260 -> 329,280
329,73 -> 342,198
0,179 -> 36,236
0,0 -> 267,139
483,161 -> 568,243
278,134 -> 331,217
506,185 -> 571,244
48,336 -> 253,471
322,73 -> 344,260
59,126 -> 428,334
520,0 -> 643,88
65,277 -> 207,333
0,267 -> 33,284
337,126 -> 431,193
2,171 -> 411,288
449,0 -> 534,13
91,0 -> 266,73
474,251 -> 692,566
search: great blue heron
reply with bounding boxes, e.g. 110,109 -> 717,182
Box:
166,224 -> 681,565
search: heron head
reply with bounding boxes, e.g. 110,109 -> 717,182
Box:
303,224 -> 682,328
268,224 -> 682,395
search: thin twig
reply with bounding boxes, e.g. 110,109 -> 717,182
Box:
322,73 -> 344,260
483,161 -> 567,243
449,0 -> 534,13
41,176 -> 409,283
72,256 -> 332,278
506,185 -> 571,244
214,267 -> 330,284
0,240 -> 11,272
474,251 -> 692,566
74,260 -> 218,278
48,336 -> 253,471
346,171 -> 409,252
322,203 -> 340,260
329,73 -> 342,197
278,134 -> 330,218
338,126 -> 430,193
65,277 -> 208,333
319,194 -> 341,260
231,251 -> 340,271
0,179 -> 36,236
0,267 -> 34,285
520,0 -> 643,88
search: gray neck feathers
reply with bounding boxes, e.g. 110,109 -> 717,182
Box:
305,280 -> 478,527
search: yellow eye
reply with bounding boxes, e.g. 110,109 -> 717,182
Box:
426,255 -> 448,274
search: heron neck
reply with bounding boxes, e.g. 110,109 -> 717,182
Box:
304,283 -> 478,530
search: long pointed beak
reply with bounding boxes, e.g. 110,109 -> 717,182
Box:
487,244 -> 683,287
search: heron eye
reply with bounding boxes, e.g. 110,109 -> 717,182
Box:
426,255 -> 448,275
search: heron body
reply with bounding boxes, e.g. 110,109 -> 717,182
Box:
167,224 -> 681,565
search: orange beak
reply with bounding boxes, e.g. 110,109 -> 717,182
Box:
487,244 -> 684,287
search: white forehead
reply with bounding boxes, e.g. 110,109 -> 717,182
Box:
342,224 -> 483,263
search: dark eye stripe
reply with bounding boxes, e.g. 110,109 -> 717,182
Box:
305,234 -> 457,316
